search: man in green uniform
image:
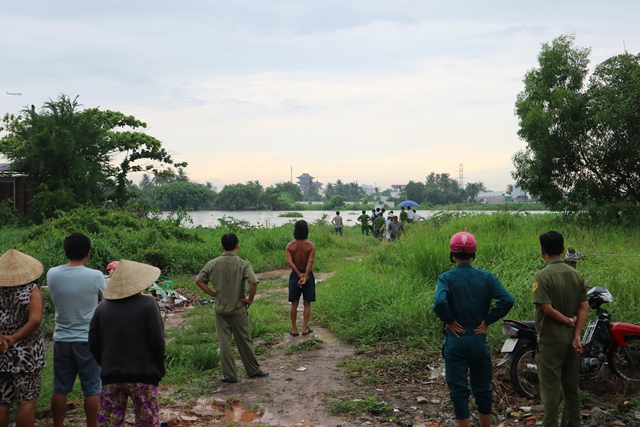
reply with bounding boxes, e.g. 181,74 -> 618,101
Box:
533,231 -> 588,427
196,234 -> 269,383
399,207 -> 408,223
357,210 -> 370,235
372,213 -> 386,240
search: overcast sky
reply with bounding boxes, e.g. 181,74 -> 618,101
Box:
1,1 -> 638,192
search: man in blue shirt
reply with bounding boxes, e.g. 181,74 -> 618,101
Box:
433,232 -> 514,427
47,233 -> 106,427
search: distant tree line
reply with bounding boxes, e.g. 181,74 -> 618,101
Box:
401,173 -> 486,206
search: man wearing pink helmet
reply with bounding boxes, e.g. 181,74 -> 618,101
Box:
433,232 -> 514,427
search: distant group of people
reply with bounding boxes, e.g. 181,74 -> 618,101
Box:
333,207 -> 422,241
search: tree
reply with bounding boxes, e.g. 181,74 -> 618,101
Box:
326,195 -> 345,209
259,182 -> 303,210
0,95 -> 186,221
513,35 -> 591,211
424,172 -> 460,205
323,180 -> 364,201
403,181 -> 426,204
215,183 -> 257,210
464,182 -> 486,202
274,182 -> 303,201
148,181 -> 215,211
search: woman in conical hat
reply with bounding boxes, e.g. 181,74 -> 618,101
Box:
88,260 -> 165,427
0,249 -> 45,427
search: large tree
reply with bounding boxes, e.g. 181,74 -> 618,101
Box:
148,181 -> 215,211
513,35 -> 640,213
0,94 -> 185,220
403,180 -> 426,204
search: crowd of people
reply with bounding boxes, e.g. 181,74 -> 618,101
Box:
333,206 -> 423,242
0,223 -> 587,427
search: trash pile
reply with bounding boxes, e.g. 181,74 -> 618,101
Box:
105,261 -> 213,314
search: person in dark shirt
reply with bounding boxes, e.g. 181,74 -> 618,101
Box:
89,260 -> 165,427
433,232 -> 514,427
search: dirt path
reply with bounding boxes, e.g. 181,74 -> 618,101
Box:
152,269 -> 358,426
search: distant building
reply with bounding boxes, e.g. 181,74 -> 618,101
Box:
0,163 -> 29,215
296,173 -> 323,190
361,184 -> 375,195
390,184 -> 406,195
476,190 -> 506,204
511,186 -> 531,201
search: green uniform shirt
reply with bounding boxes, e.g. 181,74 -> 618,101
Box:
400,211 -> 408,222
533,258 -> 587,345
357,214 -> 369,226
196,252 -> 258,315
373,215 -> 385,231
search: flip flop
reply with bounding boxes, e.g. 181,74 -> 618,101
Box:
289,330 -> 300,336
301,328 -> 313,336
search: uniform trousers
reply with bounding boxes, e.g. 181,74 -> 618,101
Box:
538,342 -> 581,427
215,310 -> 261,380
443,334 -> 492,419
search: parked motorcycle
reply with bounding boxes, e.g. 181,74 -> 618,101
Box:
498,286 -> 640,398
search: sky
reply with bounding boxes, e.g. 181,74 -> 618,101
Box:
1,1 -> 638,192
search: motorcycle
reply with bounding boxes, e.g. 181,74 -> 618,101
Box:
498,286 -> 640,398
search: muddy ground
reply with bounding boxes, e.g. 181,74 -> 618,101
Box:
33,270 -> 640,427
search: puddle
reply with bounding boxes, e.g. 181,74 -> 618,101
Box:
317,330 -> 338,344
222,405 -> 257,422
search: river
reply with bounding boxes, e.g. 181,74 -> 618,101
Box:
167,210 -> 435,228
166,209 -> 548,228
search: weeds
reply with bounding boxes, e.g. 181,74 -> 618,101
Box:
284,338 -> 321,355
326,395 -> 391,416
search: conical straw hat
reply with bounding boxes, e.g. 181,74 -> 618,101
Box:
0,249 -> 44,287
104,259 -> 160,300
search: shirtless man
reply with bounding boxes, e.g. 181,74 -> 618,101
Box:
285,220 -> 316,336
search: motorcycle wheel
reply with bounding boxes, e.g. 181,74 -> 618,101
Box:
509,344 -> 539,398
608,335 -> 640,381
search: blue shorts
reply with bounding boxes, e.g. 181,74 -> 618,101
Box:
288,271 -> 316,302
53,341 -> 101,396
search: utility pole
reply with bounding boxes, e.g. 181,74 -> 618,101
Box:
458,164 -> 464,188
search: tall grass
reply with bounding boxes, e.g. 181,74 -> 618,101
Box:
316,212 -> 640,349
3,208 -> 640,411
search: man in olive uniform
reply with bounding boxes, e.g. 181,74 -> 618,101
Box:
372,213 -> 386,240
399,207 -> 408,223
196,234 -> 269,383
533,231 -> 588,427
357,210 -> 370,235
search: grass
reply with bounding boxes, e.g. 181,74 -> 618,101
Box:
2,207 -> 640,416
326,394 -> 391,416
316,212 -> 640,348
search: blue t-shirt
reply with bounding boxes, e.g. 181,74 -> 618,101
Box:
47,265 -> 107,342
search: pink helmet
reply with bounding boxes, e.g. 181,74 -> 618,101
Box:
449,232 -> 477,254
106,261 -> 120,271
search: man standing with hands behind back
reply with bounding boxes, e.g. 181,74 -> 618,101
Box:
533,231 -> 588,427
286,220 -> 316,337
195,234 -> 268,383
